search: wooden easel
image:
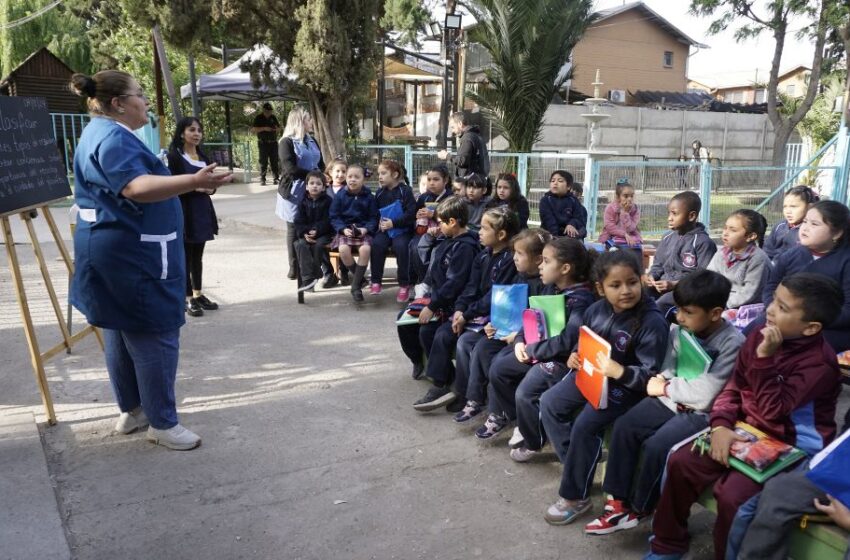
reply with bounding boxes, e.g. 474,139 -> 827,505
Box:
2,203 -> 103,425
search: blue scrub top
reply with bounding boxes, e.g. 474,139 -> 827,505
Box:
70,117 -> 186,332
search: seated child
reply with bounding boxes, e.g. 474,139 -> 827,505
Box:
646,191 -> 717,317
294,171 -> 335,292
329,164 -> 378,302
763,185 -> 818,261
598,178 -> 642,249
464,173 -> 490,233
539,170 -> 587,239
409,165 -> 451,292
325,159 -> 349,284
370,159 -> 416,301
452,176 -> 467,198
645,272 -> 844,560
451,207 -> 521,416
707,209 -> 770,310
540,250 -> 668,525
585,270 -> 744,534
395,197 -> 480,406
486,173 -> 530,229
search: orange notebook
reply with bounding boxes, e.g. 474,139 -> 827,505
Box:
576,326 -> 611,409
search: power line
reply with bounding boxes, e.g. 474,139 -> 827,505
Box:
0,1 -> 63,31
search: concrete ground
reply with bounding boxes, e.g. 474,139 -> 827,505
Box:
4,180 -> 835,560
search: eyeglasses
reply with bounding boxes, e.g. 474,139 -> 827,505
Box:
120,92 -> 149,103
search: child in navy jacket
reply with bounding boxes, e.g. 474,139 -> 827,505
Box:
397,197 -> 480,407
329,164 -> 378,302
294,171 -> 334,292
763,185 -> 817,261
539,170 -> 587,239
371,160 -> 417,301
409,165 -> 451,288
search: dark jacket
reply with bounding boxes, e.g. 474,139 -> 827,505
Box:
167,150 -> 218,243
451,125 -> 490,177
277,135 -> 325,200
466,197 -> 491,232
523,273 -> 546,297
487,196 -> 530,229
329,186 -> 378,234
425,231 -> 481,313
563,296 -> 668,394
763,219 -> 801,260
538,191 -> 587,239
294,192 -> 334,239
455,248 -> 519,320
375,183 -> 417,232
525,283 -> 597,362
711,329 -> 841,456
648,223 -> 717,282
415,188 -> 450,211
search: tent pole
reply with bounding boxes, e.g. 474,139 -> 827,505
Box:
188,54 -> 201,117
222,43 -> 234,170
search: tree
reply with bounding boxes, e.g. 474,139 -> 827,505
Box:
690,0 -> 832,165
465,0 -> 594,152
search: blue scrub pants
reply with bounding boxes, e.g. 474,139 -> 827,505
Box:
103,328 -> 180,430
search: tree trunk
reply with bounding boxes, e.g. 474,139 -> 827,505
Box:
307,91 -> 345,163
772,121 -> 796,167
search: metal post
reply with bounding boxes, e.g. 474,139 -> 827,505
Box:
188,54 -> 200,117
586,156 -> 599,235
438,29 -> 450,149
517,154 -> 529,196
413,82 -> 419,137
699,161 -> 712,226
378,39 -> 385,145
222,44 -> 234,170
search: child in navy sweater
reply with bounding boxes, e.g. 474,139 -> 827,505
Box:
541,251 -> 668,526
329,164 -> 378,302
539,170 -> 587,239
396,197 -> 481,408
294,171 -> 335,292
370,159 -> 417,301
647,191 -> 717,317
486,173 -> 530,229
409,165 -> 451,290
763,185 -> 818,261
464,173 -> 491,233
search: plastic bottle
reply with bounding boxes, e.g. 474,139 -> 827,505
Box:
157,149 -> 169,167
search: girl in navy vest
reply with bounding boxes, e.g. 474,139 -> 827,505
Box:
370,160 -> 416,302
166,117 -> 219,318
485,173 -> 530,229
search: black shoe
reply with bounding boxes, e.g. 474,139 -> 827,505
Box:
186,299 -> 204,317
413,386 -> 456,412
287,269 -> 297,280
273,176 -> 280,184
260,178 -> 267,186
194,295 -> 218,310
339,272 -> 351,286
321,274 -> 339,289
298,278 -> 318,293
411,362 -> 425,380
351,287 -> 364,302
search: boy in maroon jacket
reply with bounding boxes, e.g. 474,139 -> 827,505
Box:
644,272 -> 844,560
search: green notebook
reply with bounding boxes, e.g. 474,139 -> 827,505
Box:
396,311 -> 438,326
528,295 -> 567,337
676,328 -> 712,380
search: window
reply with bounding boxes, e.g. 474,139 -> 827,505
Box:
786,84 -> 796,96
424,83 -> 440,96
384,79 -> 395,93
663,51 -> 673,67
755,88 -> 767,104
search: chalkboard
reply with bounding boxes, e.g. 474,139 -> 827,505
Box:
0,96 -> 72,218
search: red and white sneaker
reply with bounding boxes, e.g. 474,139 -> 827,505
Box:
369,283 -> 382,295
396,285 -> 411,303
584,498 -> 645,535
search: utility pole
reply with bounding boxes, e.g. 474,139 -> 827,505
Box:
152,25 -> 182,121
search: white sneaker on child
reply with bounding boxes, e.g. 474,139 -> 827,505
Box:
414,283 -> 430,299
508,426 -> 525,449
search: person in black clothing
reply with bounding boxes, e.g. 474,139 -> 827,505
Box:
166,116 -> 220,317
438,111 -> 490,178
294,171 -> 335,292
251,103 -> 280,186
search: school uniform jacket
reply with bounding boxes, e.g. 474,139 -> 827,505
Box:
466,197 -> 490,231
707,245 -> 770,309
657,321 -> 744,413
415,188 -> 449,211
564,297 -> 668,394
525,283 -> 597,362
425,231 -> 481,314
523,273 -> 546,297
710,329 -> 841,456
329,186 -> 378,234
763,219 -> 800,260
294,192 -> 334,239
648,223 -> 717,282
374,183 -> 417,232
455,248 -> 519,320
538,191 -> 587,239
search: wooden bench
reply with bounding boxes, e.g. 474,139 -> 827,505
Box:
295,245 -> 398,304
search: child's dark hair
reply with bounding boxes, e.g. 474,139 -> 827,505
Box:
729,209 -> 768,247
780,273 -> 843,326
571,182 -> 584,198
592,250 -> 642,285
671,191 -> 701,216
428,163 -> 451,183
465,172 -> 491,195
547,237 -> 597,283
512,228 -> 551,258
809,200 -> 850,247
435,195 -> 469,227
483,206 -> 520,240
551,170 -> 574,186
347,163 -> 366,176
614,179 -> 633,198
168,117 -> 208,161
494,173 -> 521,204
673,269 -> 731,311
452,176 -> 468,188
305,170 -> 326,186
786,184 -> 819,204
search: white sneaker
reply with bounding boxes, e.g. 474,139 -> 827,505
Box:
414,283 -> 430,299
508,426 -> 525,449
115,408 -> 149,434
146,424 -> 201,450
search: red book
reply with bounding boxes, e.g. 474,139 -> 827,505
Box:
575,326 -> 611,409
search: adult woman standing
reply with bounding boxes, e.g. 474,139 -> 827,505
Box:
69,70 -> 231,450
276,106 -> 325,280
167,117 -> 220,317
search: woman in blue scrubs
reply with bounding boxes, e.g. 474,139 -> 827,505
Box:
69,70 -> 232,450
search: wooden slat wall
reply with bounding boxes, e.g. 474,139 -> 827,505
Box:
1,49 -> 84,114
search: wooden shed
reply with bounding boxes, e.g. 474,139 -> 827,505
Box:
0,47 -> 82,113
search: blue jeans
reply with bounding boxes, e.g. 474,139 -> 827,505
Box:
103,328 -> 180,429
